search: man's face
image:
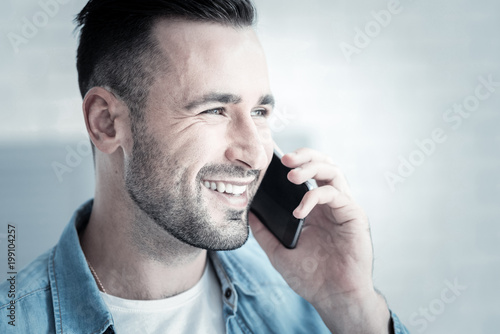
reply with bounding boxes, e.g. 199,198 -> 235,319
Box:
124,20 -> 274,251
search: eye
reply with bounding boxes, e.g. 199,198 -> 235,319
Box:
202,108 -> 225,115
251,108 -> 268,117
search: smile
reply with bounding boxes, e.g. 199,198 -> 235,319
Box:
202,181 -> 248,196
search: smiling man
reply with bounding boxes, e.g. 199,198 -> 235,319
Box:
0,0 -> 409,333
117,21 -> 274,256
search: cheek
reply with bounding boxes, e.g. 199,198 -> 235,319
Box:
257,129 -> 274,181
259,127 -> 274,158
169,133 -> 223,179
181,133 -> 223,162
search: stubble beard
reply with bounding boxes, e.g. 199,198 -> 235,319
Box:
124,126 -> 259,256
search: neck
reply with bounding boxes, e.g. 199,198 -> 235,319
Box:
80,190 -> 207,300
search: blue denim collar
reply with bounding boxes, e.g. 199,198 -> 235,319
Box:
48,199 -> 114,333
46,199 -> 273,334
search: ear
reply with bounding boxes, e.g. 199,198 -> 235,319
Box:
82,87 -> 130,155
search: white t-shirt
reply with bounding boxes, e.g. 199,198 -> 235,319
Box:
100,261 -> 225,334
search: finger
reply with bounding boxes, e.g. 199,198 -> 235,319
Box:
293,185 -> 351,219
248,211 -> 282,256
281,148 -> 333,168
287,161 -> 352,195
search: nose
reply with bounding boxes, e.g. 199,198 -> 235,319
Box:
225,114 -> 270,170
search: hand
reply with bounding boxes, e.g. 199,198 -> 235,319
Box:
249,148 -> 391,333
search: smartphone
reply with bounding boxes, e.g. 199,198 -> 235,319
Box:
250,150 -> 314,249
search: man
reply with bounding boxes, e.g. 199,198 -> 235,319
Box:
0,0 -> 409,333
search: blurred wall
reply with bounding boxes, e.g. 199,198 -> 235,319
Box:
1,0 -> 499,332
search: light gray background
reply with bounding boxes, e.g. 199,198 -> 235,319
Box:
1,0 -> 499,333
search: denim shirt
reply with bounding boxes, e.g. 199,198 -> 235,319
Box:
0,200 -> 409,333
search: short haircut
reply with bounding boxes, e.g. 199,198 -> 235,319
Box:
74,0 -> 257,123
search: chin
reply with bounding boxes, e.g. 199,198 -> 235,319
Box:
189,218 -> 250,252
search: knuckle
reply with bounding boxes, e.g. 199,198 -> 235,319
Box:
304,188 -> 321,202
323,184 -> 337,194
296,147 -> 310,155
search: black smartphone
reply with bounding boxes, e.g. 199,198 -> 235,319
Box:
250,150 -> 314,249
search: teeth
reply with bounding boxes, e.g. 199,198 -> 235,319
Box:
203,181 -> 247,195
216,182 -> 225,193
232,185 -> 245,195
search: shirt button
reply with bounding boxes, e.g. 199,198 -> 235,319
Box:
224,288 -> 232,299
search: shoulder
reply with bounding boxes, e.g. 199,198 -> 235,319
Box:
0,248 -> 55,332
0,248 -> 53,306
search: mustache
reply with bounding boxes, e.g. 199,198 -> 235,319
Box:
197,164 -> 260,181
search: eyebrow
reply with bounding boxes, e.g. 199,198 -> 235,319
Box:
184,92 -> 275,110
259,94 -> 275,108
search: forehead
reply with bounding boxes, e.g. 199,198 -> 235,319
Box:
149,19 -> 271,107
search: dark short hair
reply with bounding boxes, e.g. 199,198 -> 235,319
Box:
75,0 -> 257,123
